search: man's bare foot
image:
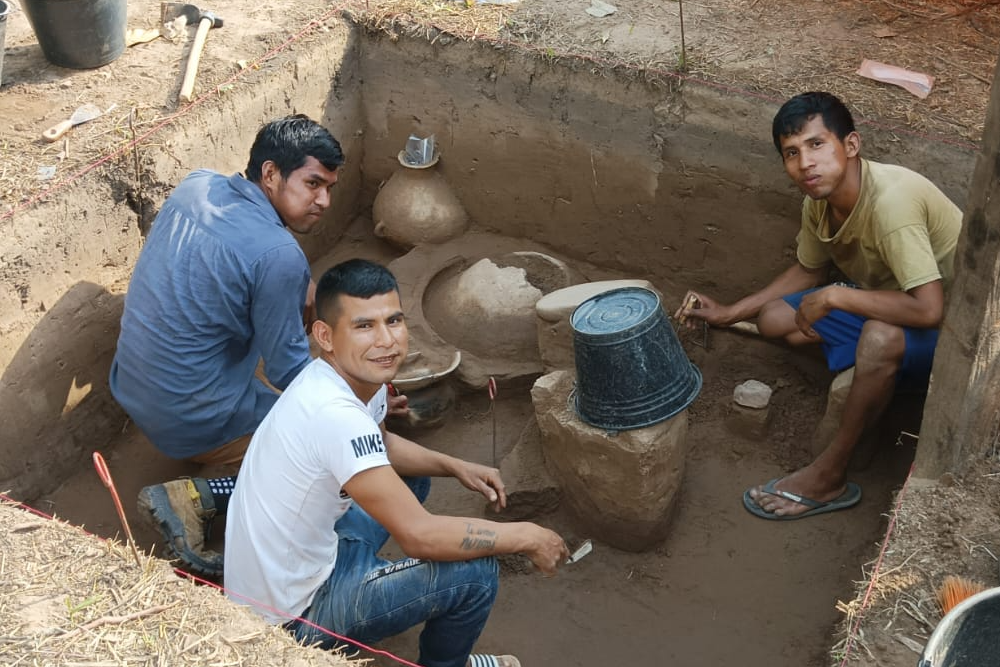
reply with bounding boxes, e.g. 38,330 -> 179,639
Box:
747,465 -> 850,518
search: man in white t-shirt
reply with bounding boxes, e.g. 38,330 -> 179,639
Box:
225,259 -> 569,667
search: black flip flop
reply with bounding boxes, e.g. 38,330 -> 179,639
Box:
743,478 -> 862,521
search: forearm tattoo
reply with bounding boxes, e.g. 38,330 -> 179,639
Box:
460,523 -> 497,551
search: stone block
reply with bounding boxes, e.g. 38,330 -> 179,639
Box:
531,370 -> 688,552
534,279 -> 658,371
733,379 -> 772,408
485,418 -> 561,521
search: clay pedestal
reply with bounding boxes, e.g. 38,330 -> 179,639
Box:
532,370 -> 688,551
726,404 -> 772,439
485,418 -> 562,522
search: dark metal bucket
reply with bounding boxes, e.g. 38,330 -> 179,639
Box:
22,0 -> 126,69
919,586 -> 1000,667
0,1 -> 10,86
570,287 -> 701,430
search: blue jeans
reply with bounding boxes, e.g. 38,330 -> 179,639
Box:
287,477 -> 499,667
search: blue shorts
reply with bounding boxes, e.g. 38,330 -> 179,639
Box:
782,287 -> 939,392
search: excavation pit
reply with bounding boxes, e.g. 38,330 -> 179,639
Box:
0,2 -> 992,667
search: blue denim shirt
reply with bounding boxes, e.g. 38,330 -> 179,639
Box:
110,170 -> 311,458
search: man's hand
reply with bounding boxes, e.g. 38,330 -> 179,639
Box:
674,291 -> 736,329
450,459 -> 507,513
524,524 -> 571,577
387,392 -> 409,418
794,286 -> 836,338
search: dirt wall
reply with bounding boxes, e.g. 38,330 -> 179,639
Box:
0,26 -> 364,501
357,33 -> 977,304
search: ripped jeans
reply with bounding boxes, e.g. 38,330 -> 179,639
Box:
286,477 -> 499,667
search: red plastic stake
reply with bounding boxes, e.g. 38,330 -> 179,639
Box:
93,452 -> 142,566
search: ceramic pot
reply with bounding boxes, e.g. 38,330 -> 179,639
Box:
386,381 -> 457,431
372,151 -> 468,249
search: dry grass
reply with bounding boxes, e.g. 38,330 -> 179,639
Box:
0,499 -> 360,667
828,458 -> 1000,665
343,0 -> 515,41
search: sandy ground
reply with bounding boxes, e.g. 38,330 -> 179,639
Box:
3,1 -> 1000,666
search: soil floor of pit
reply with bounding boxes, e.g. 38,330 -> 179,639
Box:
35,217 -> 921,667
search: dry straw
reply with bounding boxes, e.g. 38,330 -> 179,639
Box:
0,500 -> 361,667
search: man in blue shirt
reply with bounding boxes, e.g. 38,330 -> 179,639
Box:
111,115 -> 404,576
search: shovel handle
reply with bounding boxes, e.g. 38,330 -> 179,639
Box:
179,16 -> 212,103
42,119 -> 72,142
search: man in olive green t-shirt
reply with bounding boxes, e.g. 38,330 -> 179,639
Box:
676,91 -> 962,520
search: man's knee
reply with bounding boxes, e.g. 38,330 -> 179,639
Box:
856,321 -> 905,369
447,557 -> 500,599
466,556 -> 499,586
757,299 -> 795,339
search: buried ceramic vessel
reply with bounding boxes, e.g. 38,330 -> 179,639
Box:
373,151 -> 469,249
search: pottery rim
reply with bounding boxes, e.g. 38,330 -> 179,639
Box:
396,149 -> 440,170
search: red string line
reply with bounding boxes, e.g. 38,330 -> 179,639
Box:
177,569 -> 426,667
837,462 -> 914,666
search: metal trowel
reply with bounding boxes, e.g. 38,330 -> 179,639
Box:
566,539 -> 593,564
42,104 -> 103,142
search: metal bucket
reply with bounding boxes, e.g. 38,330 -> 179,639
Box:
22,0 -> 126,69
0,0 -> 10,86
919,586 -> 1000,667
570,287 -> 701,430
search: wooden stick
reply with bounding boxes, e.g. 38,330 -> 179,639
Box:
56,604 -> 176,639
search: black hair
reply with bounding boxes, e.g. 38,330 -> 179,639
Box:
771,92 -> 856,154
245,114 -> 344,183
316,259 -> 400,324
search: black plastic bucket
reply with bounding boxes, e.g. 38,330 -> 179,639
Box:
571,287 -> 701,430
22,0 -> 126,69
919,586 -> 1000,667
0,0 -> 10,85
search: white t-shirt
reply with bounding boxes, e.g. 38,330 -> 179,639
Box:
224,358 -> 390,624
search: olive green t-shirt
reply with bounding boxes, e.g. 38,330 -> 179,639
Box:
796,159 -> 962,293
